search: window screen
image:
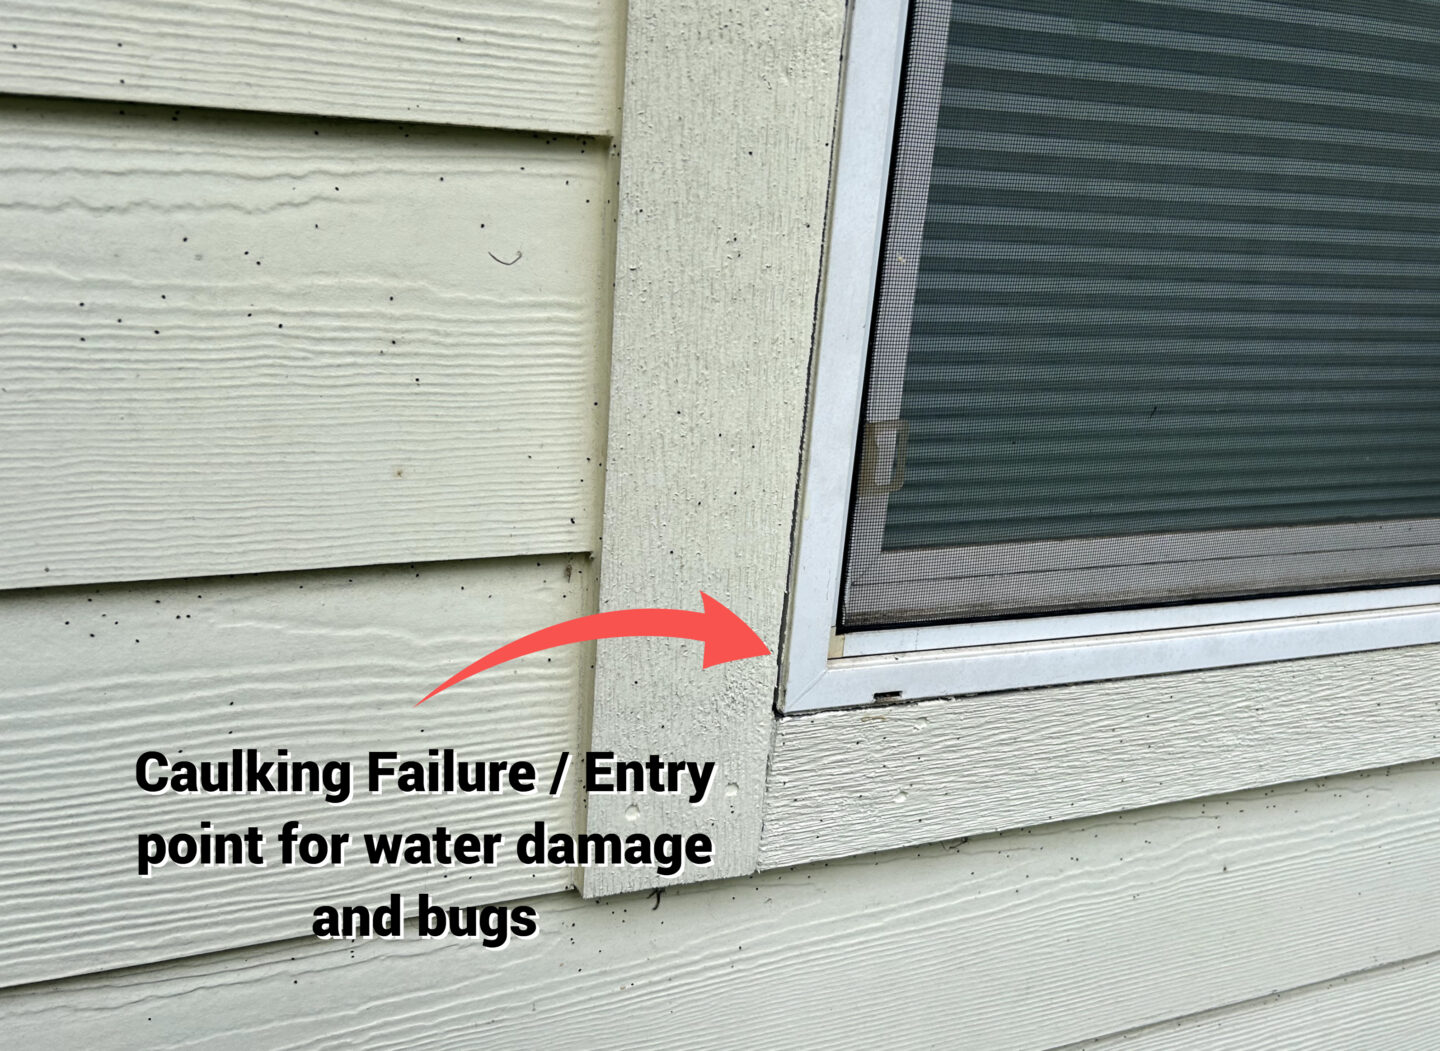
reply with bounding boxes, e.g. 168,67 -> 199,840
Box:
840,0 -> 1440,629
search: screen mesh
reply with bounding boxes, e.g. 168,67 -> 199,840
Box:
840,0 -> 1440,628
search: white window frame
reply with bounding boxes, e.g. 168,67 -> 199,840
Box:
782,0 -> 1440,715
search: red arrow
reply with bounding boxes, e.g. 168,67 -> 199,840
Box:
417,592 -> 769,705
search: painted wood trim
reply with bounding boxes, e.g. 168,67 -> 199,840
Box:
1072,954 -> 1440,1050
580,0 -> 845,894
0,97 -> 609,589
7,761 -> 1440,1050
762,642 -> 1440,869
0,0 -> 623,136
0,556 -> 590,988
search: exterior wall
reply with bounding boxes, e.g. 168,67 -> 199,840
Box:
8,761 -> 1440,1049
0,557 -> 591,985
3,1 -> 1438,1048
1078,956 -> 1440,1050
0,2 -> 621,989
762,642 -> 1440,867
1,1 -> 621,135
0,96 -> 610,587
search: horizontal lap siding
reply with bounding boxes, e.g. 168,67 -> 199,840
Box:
4,761 -> 1439,1049
763,643 -> 1440,868
1076,955 -> 1440,1050
0,0 -> 622,135
0,97 -> 610,589
0,556 -> 590,988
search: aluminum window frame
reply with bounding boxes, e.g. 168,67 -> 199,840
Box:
781,0 -> 1440,714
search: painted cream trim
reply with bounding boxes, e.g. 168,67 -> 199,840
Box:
580,0 -> 846,895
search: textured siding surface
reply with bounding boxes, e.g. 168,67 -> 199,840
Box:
0,0 -> 623,135
1077,955 -> 1440,1050
0,556 -> 590,987
0,0 -> 618,995
2,0 -> 1436,1046
0,96 -> 609,590
5,762 -> 1440,1049
583,0 -> 844,896
763,643 -> 1440,868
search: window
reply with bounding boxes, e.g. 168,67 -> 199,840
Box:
783,0 -> 1440,712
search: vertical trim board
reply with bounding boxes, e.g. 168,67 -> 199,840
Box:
582,0 -> 846,894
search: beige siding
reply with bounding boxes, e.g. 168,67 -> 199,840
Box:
2,0 -> 1435,1044
762,643 -> 1440,868
1076,956 -> 1440,1050
4,761 -> 1439,1049
0,97 -> 609,590
0,0 -> 623,135
0,0 -> 621,1012
0,555 -> 590,987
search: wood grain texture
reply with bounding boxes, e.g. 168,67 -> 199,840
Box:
0,1 -> 622,136
0,555 -> 590,988
1072,954 -> 1440,1050
762,643 -> 1440,868
0,97 -> 610,589
6,761 -> 1440,1049
582,0 -> 845,895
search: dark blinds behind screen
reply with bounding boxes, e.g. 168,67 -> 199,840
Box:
839,0 -> 1440,628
